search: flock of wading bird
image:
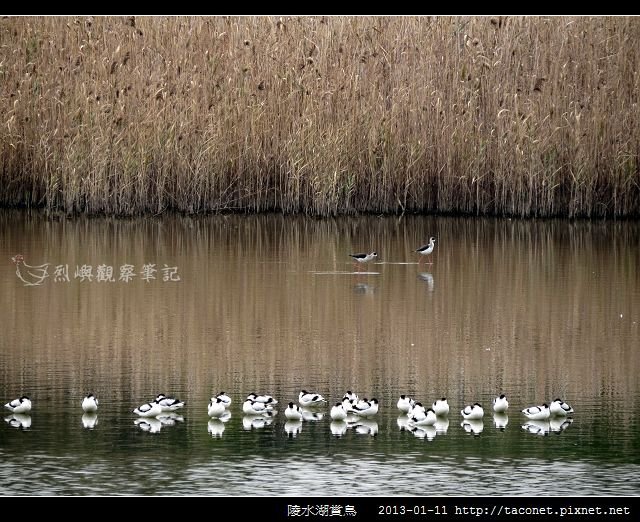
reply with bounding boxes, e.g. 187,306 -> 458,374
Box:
4,237 -> 574,437
4,390 -> 575,438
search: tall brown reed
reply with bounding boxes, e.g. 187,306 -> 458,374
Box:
0,16 -> 638,217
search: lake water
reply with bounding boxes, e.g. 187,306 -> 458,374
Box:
1,211 -> 639,496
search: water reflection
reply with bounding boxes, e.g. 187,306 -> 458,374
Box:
353,283 -> 375,296
81,413 -> 98,429
396,415 -> 410,432
550,417 -> 573,434
434,417 -> 449,435
134,418 -> 162,433
284,420 -> 303,438
461,419 -> 484,436
301,408 -> 323,422
5,413 -> 31,429
207,419 -> 225,438
329,420 -> 348,437
493,413 -> 509,430
417,272 -> 434,292
215,410 -> 232,423
242,414 -> 274,431
411,425 -> 437,441
522,420 -> 550,436
158,414 -> 184,426
350,419 -> 378,436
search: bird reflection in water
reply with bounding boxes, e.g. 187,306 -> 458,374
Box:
418,272 -> 434,292
5,413 -> 32,429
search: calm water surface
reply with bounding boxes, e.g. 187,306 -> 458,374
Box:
1,211 -> 639,496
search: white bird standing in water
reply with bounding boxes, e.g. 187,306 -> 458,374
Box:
416,237 -> 436,265
82,394 -> 99,413
397,395 -> 415,414
343,391 -> 359,403
242,399 -> 273,415
247,393 -> 278,406
330,402 -> 348,421
342,397 -> 356,413
461,403 -> 484,420
550,398 -> 574,416
432,398 -> 450,416
522,403 -> 550,421
408,402 -> 426,418
4,396 -> 32,414
409,407 -> 437,427
133,401 -> 163,418
349,252 -> 378,271
285,402 -> 303,420
214,392 -> 232,409
492,394 -> 509,413
298,390 -> 326,407
154,394 -> 185,412
208,398 -> 227,418
352,398 -> 379,417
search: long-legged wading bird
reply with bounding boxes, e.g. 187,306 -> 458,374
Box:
349,252 -> 377,271
416,238 -> 436,265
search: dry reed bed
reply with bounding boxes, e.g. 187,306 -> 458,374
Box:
0,16 -> 638,217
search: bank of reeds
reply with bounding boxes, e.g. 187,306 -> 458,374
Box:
0,16 -> 638,217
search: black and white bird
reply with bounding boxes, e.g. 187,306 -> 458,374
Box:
343,391 -> 359,403
416,237 -> 436,265
154,394 -> 185,412
133,401 -> 163,418
247,393 -> 278,406
432,397 -> 450,416
409,407 -> 437,427
397,395 -> 415,414
349,252 -> 378,270
4,396 -> 32,414
208,398 -> 227,418
352,398 -> 379,417
298,390 -> 326,407
82,393 -> 99,413
492,394 -> 509,413
242,399 -> 273,415
550,398 -> 574,417
522,403 -> 550,421
330,402 -> 348,421
214,392 -> 232,409
285,402 -> 303,420
461,403 -> 484,420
